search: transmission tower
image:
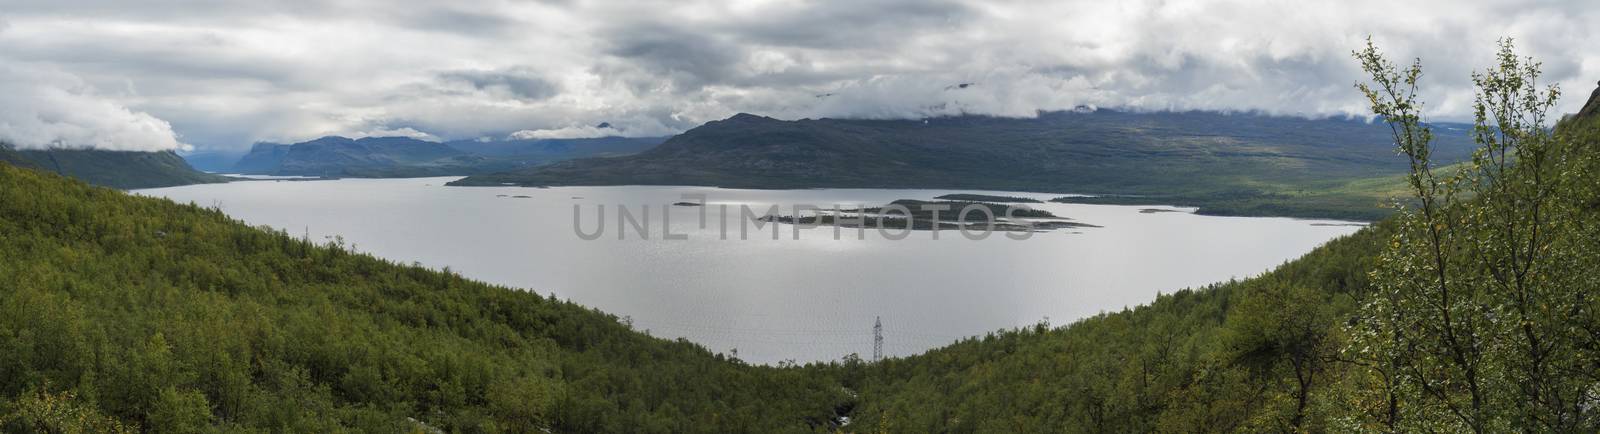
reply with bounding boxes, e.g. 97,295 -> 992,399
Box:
873,316 -> 884,362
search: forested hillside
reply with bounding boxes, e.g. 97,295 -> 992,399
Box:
0,163 -> 852,433
0,145 -> 228,189
229,135 -> 664,178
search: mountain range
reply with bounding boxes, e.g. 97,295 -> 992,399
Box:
228,135 -> 665,177
449,110 -> 1480,219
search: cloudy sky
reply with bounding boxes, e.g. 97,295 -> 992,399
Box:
0,0 -> 1596,152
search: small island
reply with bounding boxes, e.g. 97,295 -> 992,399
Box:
932,194 -> 1044,203
760,199 -> 1099,232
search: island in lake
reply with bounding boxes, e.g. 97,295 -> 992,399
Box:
931,193 -> 1044,203
760,199 -> 1099,232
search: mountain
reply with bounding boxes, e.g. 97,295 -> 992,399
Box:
1,144 -> 229,189
276,136 -> 474,177
0,145 -> 42,170
176,149 -> 250,173
230,135 -> 665,177
1580,80 -> 1600,120
444,136 -> 664,159
230,142 -> 292,173
448,110 -> 1478,219
231,136 -> 481,177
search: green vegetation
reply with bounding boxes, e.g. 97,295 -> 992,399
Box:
233,136 -> 664,178
931,194 -> 1043,203
2,39 -> 1596,433
845,219 -> 1391,432
1,145 -> 228,189
0,164 -> 851,432
761,199 -> 1094,232
1049,175 -> 1413,221
844,41 -> 1600,432
1338,39 -> 1600,432
870,199 -> 1058,219
450,109 -> 1480,220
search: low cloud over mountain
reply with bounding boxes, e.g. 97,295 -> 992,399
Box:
0,65 -> 186,151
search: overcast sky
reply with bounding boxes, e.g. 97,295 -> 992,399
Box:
0,0 -> 1596,152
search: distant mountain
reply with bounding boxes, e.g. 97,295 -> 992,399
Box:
276,136 -> 472,176
0,145 -> 42,170
1,144 -> 229,189
231,142 -> 292,174
231,135 -> 665,177
177,149 -> 250,173
444,136 -> 664,158
448,110 -> 1477,218
231,136 -> 477,177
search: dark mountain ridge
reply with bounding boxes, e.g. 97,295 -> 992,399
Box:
0,143 -> 228,189
448,110 -> 1478,218
230,142 -> 292,173
229,135 -> 665,177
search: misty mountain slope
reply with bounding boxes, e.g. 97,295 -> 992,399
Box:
1,144 -> 228,189
179,149 -> 250,173
449,110 -> 1477,219
230,142 -> 292,173
0,145 -> 43,170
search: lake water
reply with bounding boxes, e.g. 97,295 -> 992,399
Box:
137,177 -> 1362,364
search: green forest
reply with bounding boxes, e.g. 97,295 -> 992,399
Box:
2,40 -> 1598,433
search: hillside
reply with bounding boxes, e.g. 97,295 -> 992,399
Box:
0,151 -> 1393,433
0,146 -> 42,170
449,111 -> 1478,219
0,145 -> 229,189
848,79 -> 1600,432
0,157 -> 1411,432
0,162 -> 850,432
1580,80 -> 1600,120
230,136 -> 664,178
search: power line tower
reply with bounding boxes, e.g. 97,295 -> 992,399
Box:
873,316 -> 883,362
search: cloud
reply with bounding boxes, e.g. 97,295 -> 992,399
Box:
508,124 -> 624,140
0,0 -> 1595,151
437,67 -> 560,101
0,65 -> 186,151
352,127 -> 441,142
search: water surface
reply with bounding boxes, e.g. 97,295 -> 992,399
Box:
139,177 -> 1362,364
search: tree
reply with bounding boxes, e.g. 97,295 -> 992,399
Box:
1347,38 -> 1600,433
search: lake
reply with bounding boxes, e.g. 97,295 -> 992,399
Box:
137,177 -> 1363,364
